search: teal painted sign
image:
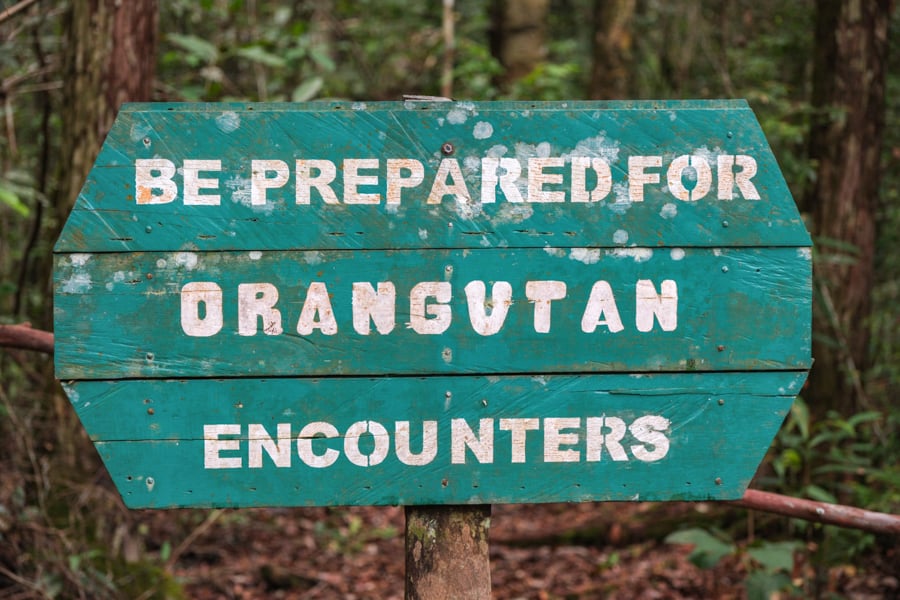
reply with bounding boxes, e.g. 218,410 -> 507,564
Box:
54,100 -> 811,508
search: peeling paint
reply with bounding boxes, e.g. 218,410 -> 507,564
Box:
607,248 -> 653,262
660,203 -> 678,219
174,252 -> 199,270
543,247 -> 566,258
71,253 -> 92,267
569,247 -> 602,264
472,121 -> 493,140
447,108 -> 467,125
61,272 -> 92,294
215,111 -> 241,133
156,259 -> 167,269
670,248 -> 686,261
249,251 -> 263,260
613,230 -> 629,245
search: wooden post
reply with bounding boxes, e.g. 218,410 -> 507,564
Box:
405,505 -> 491,599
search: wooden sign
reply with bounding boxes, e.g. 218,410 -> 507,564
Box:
54,100 -> 811,508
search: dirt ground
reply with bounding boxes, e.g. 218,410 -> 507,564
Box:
160,501 -> 898,599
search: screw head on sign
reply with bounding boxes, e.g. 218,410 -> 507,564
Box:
441,142 -> 454,155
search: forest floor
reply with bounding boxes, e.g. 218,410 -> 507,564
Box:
158,501 -> 899,599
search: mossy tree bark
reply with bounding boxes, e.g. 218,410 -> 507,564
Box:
803,0 -> 890,413
405,505 -> 492,599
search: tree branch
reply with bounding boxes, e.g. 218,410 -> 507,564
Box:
0,323 -> 54,354
732,489 -> 900,537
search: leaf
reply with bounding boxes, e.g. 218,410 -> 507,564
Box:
236,45 -> 287,68
0,186 -> 29,217
748,541 -> 798,572
167,33 -> 219,64
804,484 -> 837,503
746,571 -> 792,600
665,528 -> 735,569
292,77 -> 323,102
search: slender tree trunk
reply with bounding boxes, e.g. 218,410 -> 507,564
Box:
803,0 -> 890,413
490,0 -> 549,88
589,0 -> 636,99
56,0 -> 158,223
405,505 -> 491,599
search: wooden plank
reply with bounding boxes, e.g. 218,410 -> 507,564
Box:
64,372 -> 804,508
54,100 -> 810,253
54,247 -> 811,379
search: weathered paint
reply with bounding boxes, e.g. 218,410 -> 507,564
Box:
54,247 -> 810,379
53,101 -> 812,508
67,372 -> 801,508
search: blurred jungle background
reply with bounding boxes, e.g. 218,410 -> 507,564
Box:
1,0 -> 898,598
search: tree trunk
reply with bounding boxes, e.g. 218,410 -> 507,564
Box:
56,0 -> 158,222
803,0 -> 890,413
405,505 -> 491,599
589,0 -> 636,99
490,0 -> 549,88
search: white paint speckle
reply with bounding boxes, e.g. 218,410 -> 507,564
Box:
447,108 -> 467,124
660,203 -> 678,219
61,272 -> 92,294
215,111 -> 241,133
797,248 -> 812,260
418,228 -> 429,240
486,144 -> 508,158
670,248 -> 685,261
351,102 -> 367,111
249,251 -> 262,260
570,248 -> 601,264
156,259 -> 167,269
129,122 -> 153,142
490,202 -> 533,224
713,248 -> 723,257
543,247 -> 566,258
607,248 -> 653,262
303,251 -> 323,265
563,134 -> 621,164
174,252 -> 199,270
70,254 -> 92,267
225,176 -> 253,205
613,229 -> 629,245
473,121 -> 493,139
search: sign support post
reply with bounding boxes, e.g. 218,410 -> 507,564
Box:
405,505 -> 491,599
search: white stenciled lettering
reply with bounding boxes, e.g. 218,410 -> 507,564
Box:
183,159 -> 222,205
344,420 -> 390,467
581,281 -> 624,333
409,281 -> 452,334
251,159 -> 289,205
499,418 -> 539,463
386,159 -> 425,204
635,279 -> 678,332
352,282 -> 396,335
395,421 -> 438,466
297,282 -> 338,335
297,422 -> 340,468
248,423 -> 291,468
136,158 -> 177,204
296,159 -> 339,204
543,417 -> 581,462
628,155 -> 662,202
451,418 -> 494,464
181,282 -> 224,337
526,280 -> 567,333
464,280 -> 512,336
204,424 -> 242,469
629,415 -> 671,461
238,282 -> 282,336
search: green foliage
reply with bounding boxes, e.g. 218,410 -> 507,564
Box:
666,528 -> 802,598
